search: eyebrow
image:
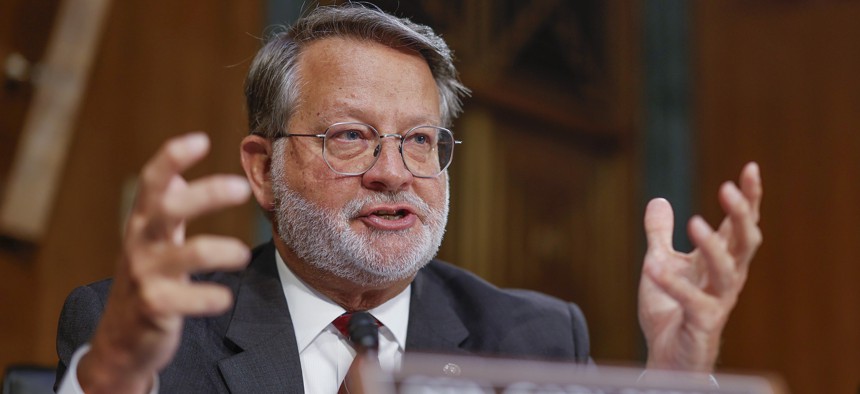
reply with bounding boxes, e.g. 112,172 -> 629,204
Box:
318,107 -> 442,129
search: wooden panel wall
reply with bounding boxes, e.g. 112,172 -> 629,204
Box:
0,0 -> 262,371
0,0 -> 59,372
319,0 -> 646,364
694,2 -> 860,393
429,1 -> 644,363
0,0 -> 60,181
445,103 -> 640,362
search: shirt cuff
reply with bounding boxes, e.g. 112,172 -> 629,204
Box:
56,344 -> 160,394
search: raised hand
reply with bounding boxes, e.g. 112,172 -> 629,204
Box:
638,162 -> 762,372
77,133 -> 251,393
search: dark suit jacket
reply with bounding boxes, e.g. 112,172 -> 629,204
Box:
56,242 -> 590,393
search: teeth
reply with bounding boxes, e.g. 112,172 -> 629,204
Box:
372,210 -> 405,220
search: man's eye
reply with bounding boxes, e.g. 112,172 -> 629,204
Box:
407,133 -> 432,145
332,129 -> 366,141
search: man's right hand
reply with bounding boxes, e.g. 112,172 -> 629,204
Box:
77,133 -> 251,393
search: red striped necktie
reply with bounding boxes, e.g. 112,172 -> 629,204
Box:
333,312 -> 381,394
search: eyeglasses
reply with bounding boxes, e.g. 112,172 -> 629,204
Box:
280,122 -> 461,178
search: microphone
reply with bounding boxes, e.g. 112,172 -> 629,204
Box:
342,312 -> 380,393
348,311 -> 379,353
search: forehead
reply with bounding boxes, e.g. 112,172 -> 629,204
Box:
294,36 -> 441,127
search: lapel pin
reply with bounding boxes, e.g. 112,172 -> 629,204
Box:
442,362 -> 461,376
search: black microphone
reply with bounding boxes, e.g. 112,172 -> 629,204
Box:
348,311 -> 379,353
343,312 -> 380,392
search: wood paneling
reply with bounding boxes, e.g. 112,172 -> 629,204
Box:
439,1 -> 644,363
0,0 -> 61,374
0,0 -> 111,241
0,0 -> 262,371
446,104 -> 639,361
695,2 -> 860,392
0,0 -> 61,181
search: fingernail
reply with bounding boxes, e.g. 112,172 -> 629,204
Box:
723,182 -> 742,203
748,162 -> 760,177
226,177 -> 251,195
691,215 -> 711,236
185,133 -> 209,153
229,241 -> 251,261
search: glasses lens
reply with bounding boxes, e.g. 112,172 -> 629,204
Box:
403,127 -> 454,177
323,122 -> 378,175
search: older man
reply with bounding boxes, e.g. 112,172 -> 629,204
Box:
55,4 -> 762,393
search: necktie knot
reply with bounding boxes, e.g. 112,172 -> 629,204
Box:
333,312 -> 382,394
332,312 -> 382,340
332,313 -> 354,338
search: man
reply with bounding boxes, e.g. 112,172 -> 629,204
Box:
55,4 -> 763,393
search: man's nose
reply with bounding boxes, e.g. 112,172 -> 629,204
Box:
361,138 -> 413,192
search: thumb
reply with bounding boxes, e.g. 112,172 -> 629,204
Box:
644,198 -> 675,253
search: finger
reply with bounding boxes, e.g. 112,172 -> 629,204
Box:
715,162 -> 763,238
142,280 -> 234,317
645,259 -> 712,312
157,236 -> 250,276
139,133 -> 211,199
739,162 -> 763,222
688,216 -> 734,295
718,182 -> 762,269
162,175 -> 250,220
644,198 -> 675,253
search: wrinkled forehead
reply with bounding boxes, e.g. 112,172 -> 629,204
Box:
291,37 -> 442,128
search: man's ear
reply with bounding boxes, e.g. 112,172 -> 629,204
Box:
240,135 -> 275,210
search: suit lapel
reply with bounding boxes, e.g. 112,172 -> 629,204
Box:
216,253 -> 468,392
405,264 -> 469,354
217,243 -> 304,393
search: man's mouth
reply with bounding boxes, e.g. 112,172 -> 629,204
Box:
371,209 -> 409,220
357,204 -> 419,231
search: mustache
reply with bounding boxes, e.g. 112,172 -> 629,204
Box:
342,191 -> 432,219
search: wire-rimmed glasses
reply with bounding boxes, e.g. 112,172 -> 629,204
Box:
280,122 -> 461,178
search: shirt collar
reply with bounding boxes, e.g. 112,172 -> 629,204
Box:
275,251 -> 410,353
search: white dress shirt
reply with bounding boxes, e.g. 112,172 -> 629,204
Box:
275,252 -> 410,393
57,252 -> 411,394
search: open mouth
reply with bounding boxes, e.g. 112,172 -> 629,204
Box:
371,209 -> 409,220
357,204 -> 419,231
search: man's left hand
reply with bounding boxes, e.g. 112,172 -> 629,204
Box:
638,162 -> 763,372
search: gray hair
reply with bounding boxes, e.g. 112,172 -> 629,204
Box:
245,4 -> 470,138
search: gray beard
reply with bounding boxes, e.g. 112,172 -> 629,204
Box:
270,143 -> 448,286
